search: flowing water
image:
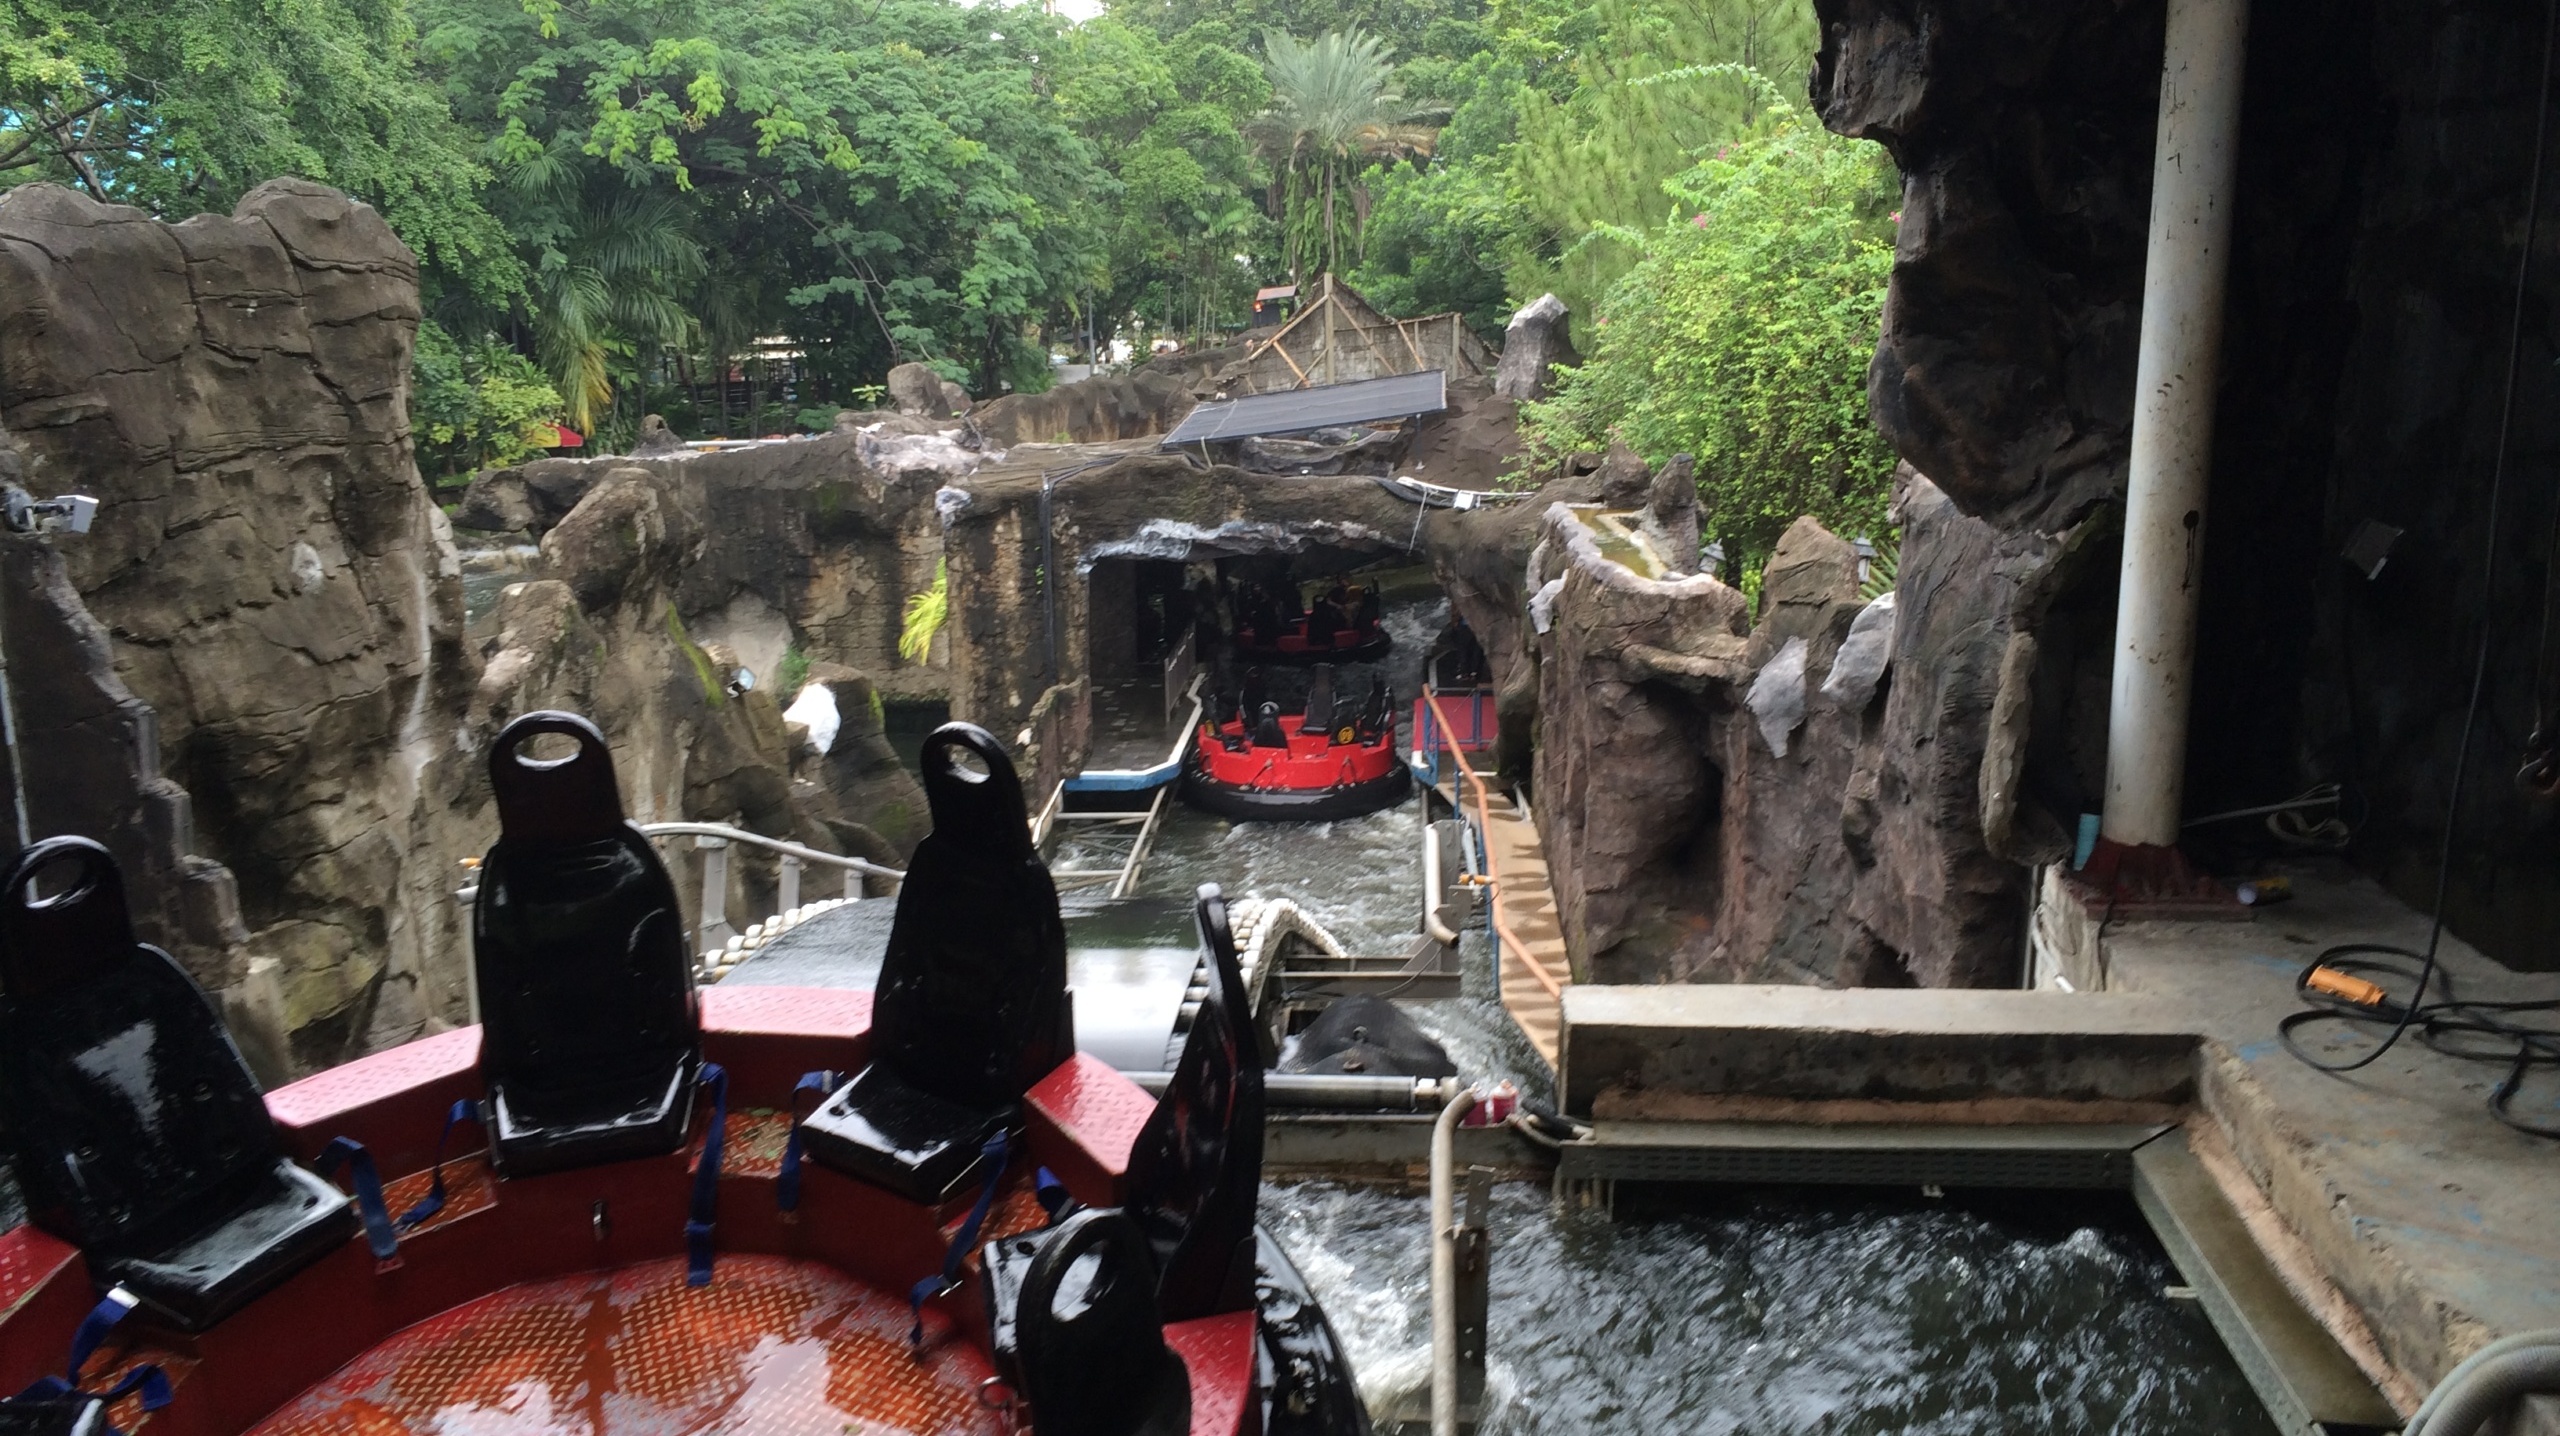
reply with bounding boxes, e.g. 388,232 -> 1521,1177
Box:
867,580 -> 2268,1433
459,543 -> 544,627
1269,1180 -> 2268,1436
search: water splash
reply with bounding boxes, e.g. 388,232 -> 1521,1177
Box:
1262,1181 -> 2270,1436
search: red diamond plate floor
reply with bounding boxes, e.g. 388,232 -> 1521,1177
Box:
249,1256 -> 1003,1436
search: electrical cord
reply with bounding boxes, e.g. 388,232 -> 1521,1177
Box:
2278,0 -> 2560,1139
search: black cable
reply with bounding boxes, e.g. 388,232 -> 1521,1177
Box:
2278,0 -> 2560,1138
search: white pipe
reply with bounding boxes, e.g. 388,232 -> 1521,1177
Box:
1423,819 -> 1460,946
2101,0 -> 2252,848
1430,1085 -> 1481,1436
2409,1330 -> 2560,1435
2413,1346 -> 2560,1436
1123,1071 -> 1457,1109
637,822 -> 903,879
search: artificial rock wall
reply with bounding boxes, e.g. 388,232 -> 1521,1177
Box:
1812,0 -> 2560,971
0,181 -> 479,1072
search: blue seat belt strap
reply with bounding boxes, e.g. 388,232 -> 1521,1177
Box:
11,1286 -> 171,1413
775,1069 -> 842,1217
1032,1165 -> 1073,1221
907,1129 -> 1011,1349
315,1137 -> 402,1267
396,1100 -> 483,1232
685,1063 -> 729,1287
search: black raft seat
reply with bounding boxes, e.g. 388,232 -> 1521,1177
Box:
0,837 -> 356,1332
982,882 -> 1266,1385
799,723 -> 1072,1205
473,712 -> 701,1178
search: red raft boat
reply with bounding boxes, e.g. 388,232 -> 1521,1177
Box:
1227,583 -> 1390,668
1181,669 -> 1410,823
0,715 -> 1367,1436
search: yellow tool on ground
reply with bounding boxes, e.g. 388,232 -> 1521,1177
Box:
2305,966 -> 2388,1007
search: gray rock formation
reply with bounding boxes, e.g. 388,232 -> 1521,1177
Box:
969,369 -> 1197,449
0,180 -> 480,1069
1494,293 -> 1577,401
887,362 -> 968,418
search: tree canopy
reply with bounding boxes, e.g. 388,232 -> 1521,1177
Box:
3,0 -> 1899,554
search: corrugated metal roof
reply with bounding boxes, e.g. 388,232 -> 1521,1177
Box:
1161,370 -> 1447,448
1255,284 -> 1299,301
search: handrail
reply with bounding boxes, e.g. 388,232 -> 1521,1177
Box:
1421,817 -> 1460,945
634,822 -> 905,879
1419,689 -> 1564,1001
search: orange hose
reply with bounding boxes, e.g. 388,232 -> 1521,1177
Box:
1420,690 -> 1565,1001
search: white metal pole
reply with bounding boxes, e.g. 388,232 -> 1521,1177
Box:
1430,1085 -> 1480,1436
2102,0 -> 2252,848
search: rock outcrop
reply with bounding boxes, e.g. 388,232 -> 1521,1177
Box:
0,180 -> 479,1070
1494,293 -> 1577,402
1437,448 -> 2062,986
886,361 -> 970,418
1810,0 -> 2161,534
968,369 -> 1198,449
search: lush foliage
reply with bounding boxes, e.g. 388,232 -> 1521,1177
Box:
3,0 -> 1900,557
0,0 -> 516,290
1523,101 -> 1898,571
1348,0 -> 1817,334
1250,29 -> 1440,281
1053,17 -> 1270,347
412,319 -> 568,476
414,0 -> 1116,432
899,560 -> 949,664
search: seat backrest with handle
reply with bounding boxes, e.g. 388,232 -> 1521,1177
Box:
870,723 -> 1071,1107
0,838 -> 280,1255
1122,884 -> 1265,1321
474,712 -> 698,1113
1016,1209 -> 1190,1436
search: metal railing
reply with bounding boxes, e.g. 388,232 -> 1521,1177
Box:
454,821 -> 906,982
1419,689 -> 1564,1003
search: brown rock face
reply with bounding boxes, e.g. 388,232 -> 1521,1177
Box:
968,370 -> 1197,449
0,181 -> 479,1070
1526,506 -> 1750,980
1811,0 -> 2162,530
1438,449 -> 2060,986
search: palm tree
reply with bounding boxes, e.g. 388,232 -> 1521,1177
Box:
1250,30 -> 1444,282
507,150 -> 706,434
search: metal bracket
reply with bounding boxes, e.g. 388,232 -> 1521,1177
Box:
2,485 -> 98,536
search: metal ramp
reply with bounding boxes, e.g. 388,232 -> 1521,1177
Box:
1039,783 -> 1172,899
1030,668 -> 1204,900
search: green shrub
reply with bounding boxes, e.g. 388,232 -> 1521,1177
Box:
412,320 -> 567,480
899,561 -> 949,664
1523,92 -> 1898,575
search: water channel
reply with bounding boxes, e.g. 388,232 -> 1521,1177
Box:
924,588 -> 2267,1435
445,557 -> 2271,1432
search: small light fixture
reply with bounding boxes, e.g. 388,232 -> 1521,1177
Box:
2341,520 -> 2403,581
1701,541 -> 1725,580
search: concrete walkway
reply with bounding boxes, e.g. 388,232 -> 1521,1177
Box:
2096,866 -> 2560,1406
1483,792 -> 1571,1068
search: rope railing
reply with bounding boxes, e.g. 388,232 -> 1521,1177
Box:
1418,689 -> 1564,1002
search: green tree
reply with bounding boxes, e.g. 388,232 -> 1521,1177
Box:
1505,0 -> 1817,316
1054,18 -> 1272,350
415,0 -> 1110,401
0,0 -> 516,295
1249,29 -> 1442,282
412,319 -> 567,480
1523,96 -> 1898,575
